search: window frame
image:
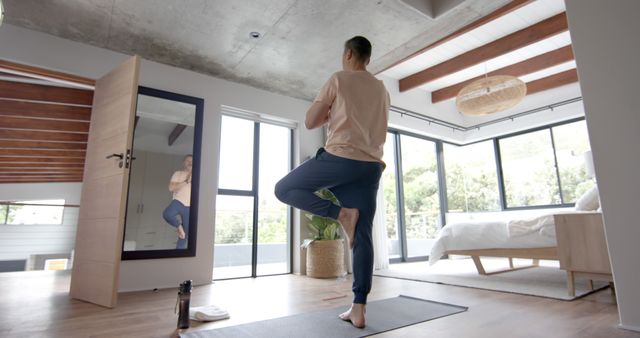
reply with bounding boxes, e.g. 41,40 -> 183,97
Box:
384,117 -> 589,262
216,114 -> 295,279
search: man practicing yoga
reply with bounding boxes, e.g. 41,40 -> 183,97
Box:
275,36 -> 389,328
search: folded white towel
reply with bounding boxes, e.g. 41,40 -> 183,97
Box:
189,305 -> 230,322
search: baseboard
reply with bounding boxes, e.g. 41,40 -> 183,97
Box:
618,323 -> 640,332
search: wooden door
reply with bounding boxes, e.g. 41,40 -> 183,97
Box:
69,56 -> 140,308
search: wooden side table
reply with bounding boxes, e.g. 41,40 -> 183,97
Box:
554,213 -> 614,296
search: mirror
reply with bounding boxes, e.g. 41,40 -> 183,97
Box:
122,86 -> 203,260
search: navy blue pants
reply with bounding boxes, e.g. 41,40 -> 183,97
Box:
275,148 -> 383,304
162,199 -> 190,249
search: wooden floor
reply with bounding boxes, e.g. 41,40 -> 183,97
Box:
0,269 -> 638,338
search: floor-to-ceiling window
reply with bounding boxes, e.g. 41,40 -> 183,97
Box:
214,114 -> 293,279
382,132 -> 400,259
384,131 -> 443,261
399,135 -> 442,258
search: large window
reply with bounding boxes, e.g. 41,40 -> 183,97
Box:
0,200 -> 65,225
444,141 -> 500,213
499,130 -> 561,207
214,115 -> 292,279
382,119 -> 592,262
400,135 -> 441,257
497,120 -> 593,208
552,121 -> 595,203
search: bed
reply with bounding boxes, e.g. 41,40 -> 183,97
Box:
429,186 -> 601,276
428,211 -> 571,275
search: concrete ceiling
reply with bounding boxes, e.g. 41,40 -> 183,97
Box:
2,0 -> 509,101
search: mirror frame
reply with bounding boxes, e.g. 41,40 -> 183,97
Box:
121,86 -> 204,260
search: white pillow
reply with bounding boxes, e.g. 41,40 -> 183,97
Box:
575,186 -> 600,211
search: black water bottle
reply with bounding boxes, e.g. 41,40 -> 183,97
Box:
177,280 -> 192,329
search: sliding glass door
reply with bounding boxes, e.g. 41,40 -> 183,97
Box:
382,133 -> 400,259
384,131 -> 443,262
214,115 -> 292,279
399,135 -> 441,258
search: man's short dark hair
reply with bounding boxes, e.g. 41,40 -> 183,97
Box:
344,36 -> 372,63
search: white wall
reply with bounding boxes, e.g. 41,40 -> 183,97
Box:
0,24 -> 323,291
0,183 -> 81,262
565,0 -> 640,331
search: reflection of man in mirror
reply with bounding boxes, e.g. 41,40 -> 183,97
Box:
162,154 -> 192,249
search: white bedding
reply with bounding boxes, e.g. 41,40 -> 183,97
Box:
428,213 -> 566,265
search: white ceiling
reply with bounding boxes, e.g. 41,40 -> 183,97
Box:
380,0 -> 580,128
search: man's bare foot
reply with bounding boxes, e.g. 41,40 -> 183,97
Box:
177,225 -> 186,240
338,303 -> 366,328
338,207 -> 359,248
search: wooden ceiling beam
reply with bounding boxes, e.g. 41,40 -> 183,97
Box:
0,140 -> 86,150
0,59 -> 95,86
0,99 -> 91,121
0,129 -> 88,142
378,0 -> 533,74
0,80 -> 94,106
432,45 -> 575,103
526,68 -> 578,95
0,149 -> 86,157
399,12 -> 569,92
0,157 -> 85,163
168,124 -> 187,146
0,116 -> 89,133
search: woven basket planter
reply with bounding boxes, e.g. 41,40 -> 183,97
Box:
306,239 -> 345,278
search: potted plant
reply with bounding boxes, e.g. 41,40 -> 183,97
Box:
301,189 -> 346,278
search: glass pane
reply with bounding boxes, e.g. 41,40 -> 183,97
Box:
552,121 -> 595,203
382,133 -> 400,259
218,116 -> 254,190
499,130 -> 560,207
0,205 -> 8,224
214,195 -> 254,279
7,200 -> 64,225
400,135 -> 441,258
444,141 -> 500,213
257,124 -> 291,276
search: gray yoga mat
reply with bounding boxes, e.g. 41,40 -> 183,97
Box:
180,295 -> 467,338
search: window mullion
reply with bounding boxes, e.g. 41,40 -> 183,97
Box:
435,141 -> 447,229
393,133 -> 408,262
251,122 -> 260,278
549,128 -> 564,204
494,139 -> 507,210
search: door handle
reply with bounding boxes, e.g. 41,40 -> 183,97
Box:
106,153 -> 124,160
106,153 -> 125,168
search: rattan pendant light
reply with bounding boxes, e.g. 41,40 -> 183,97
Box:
456,75 -> 527,116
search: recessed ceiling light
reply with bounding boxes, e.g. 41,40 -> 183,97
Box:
249,31 -> 261,39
